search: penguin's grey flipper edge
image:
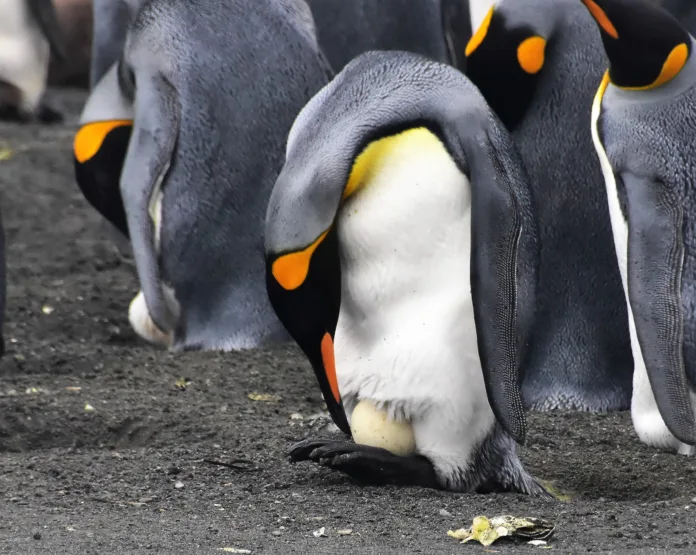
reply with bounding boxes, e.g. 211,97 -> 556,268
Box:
622,171 -> 696,446
26,0 -> 68,61
120,73 -> 180,334
451,113 -> 538,446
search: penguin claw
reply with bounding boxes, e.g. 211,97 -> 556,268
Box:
287,438 -> 335,462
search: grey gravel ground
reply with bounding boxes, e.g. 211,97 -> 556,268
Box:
0,89 -> 695,555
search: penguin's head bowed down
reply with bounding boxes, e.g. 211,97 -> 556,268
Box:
463,0 -> 553,130
581,0 -> 692,90
265,52 -> 538,444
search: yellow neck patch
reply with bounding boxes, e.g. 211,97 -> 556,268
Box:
271,229 -> 329,291
517,36 -> 546,74
272,128 -> 443,291
595,70 -> 611,109
581,0 -> 618,39
617,43 -> 689,91
343,127 -> 437,200
73,119 -> 133,163
465,6 -> 494,57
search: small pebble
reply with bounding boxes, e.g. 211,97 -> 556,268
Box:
313,527 -> 327,538
692,497 -> 696,504
439,509 -> 452,517
272,530 -> 282,537
337,529 -> 353,536
33,532 -> 41,541
174,481 -> 184,489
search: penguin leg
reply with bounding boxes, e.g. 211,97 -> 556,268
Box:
36,101 -> 64,124
0,81 -> 29,123
289,439 -> 440,488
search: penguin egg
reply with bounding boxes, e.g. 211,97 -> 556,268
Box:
350,400 -> 416,457
128,291 -> 173,348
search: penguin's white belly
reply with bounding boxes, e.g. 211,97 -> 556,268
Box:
0,0 -> 50,110
334,128 -> 495,477
591,83 -> 695,454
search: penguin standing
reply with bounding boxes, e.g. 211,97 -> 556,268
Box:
305,0 -> 473,72
265,50 -> 546,494
464,0 -> 634,413
72,0 -> 331,351
0,0 -> 67,122
582,0 -> 696,454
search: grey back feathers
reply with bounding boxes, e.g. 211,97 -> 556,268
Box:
120,0 -> 329,350
304,0 -> 469,72
481,0 -> 633,411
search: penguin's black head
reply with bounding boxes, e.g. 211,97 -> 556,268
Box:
464,4 -> 551,130
581,0 -> 692,90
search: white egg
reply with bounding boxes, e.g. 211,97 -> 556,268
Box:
128,290 -> 173,348
350,399 -> 417,456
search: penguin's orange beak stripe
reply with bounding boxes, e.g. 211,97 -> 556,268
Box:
517,36 -> 546,74
581,0 -> 619,39
271,230 -> 329,290
74,120 -> 133,163
465,6 -> 494,57
321,332 -> 341,403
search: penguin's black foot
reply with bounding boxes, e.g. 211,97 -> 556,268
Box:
0,103 -> 29,123
289,438 -> 440,489
36,102 -> 64,124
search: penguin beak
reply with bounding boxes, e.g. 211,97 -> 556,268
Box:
622,173 -> 696,446
73,120 -> 133,238
266,226 -> 351,435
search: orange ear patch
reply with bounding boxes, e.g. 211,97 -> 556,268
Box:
74,120 -> 133,163
321,332 -> 341,403
649,42 -> 689,89
271,230 -> 329,291
517,36 -> 546,74
465,6 -> 495,57
581,0 -> 619,39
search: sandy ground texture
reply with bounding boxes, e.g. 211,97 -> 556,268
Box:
0,89 -> 695,555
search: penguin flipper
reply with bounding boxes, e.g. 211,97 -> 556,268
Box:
622,171 -> 696,446
120,72 -> 180,334
26,0 -> 68,61
458,116 -> 537,446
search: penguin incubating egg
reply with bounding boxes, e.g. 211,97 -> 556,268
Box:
305,0 -> 473,72
72,0 -> 331,351
265,50 -> 546,494
0,0 -> 66,122
583,0 -> 696,454
464,0 -> 633,413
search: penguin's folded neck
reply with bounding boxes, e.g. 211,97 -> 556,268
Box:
321,127 -> 539,493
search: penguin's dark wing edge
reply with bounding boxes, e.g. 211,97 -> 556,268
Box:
621,171 -> 696,445
26,0 -> 68,60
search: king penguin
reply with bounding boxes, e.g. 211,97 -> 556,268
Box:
265,50 -> 546,494
304,0 -> 474,72
464,0 -> 634,413
0,0 -> 67,122
72,0 -> 331,351
583,0 -> 696,454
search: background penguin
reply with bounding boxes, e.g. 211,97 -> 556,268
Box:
265,50 -> 546,494
305,0 -> 473,72
47,0 -> 93,88
661,0 -> 696,35
73,0 -> 331,351
464,0 -> 634,413
582,0 -> 696,454
0,0 -> 67,122
89,0 -> 143,90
